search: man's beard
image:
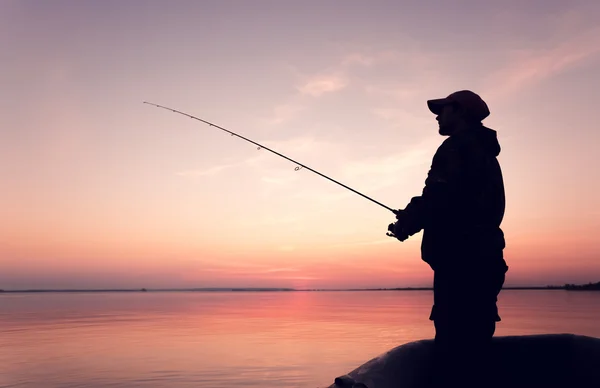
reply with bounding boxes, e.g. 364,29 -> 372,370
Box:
438,124 -> 452,136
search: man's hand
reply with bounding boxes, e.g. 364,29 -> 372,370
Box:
387,210 -> 411,241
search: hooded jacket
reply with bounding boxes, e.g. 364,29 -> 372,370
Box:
402,124 -> 508,272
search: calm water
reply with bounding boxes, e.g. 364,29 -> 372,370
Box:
1,290 -> 599,387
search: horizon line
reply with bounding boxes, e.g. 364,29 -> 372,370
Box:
0,285 -> 582,293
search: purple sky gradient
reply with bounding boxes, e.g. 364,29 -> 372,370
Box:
1,1 -> 599,289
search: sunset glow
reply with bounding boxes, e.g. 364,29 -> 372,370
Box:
2,1 -> 599,289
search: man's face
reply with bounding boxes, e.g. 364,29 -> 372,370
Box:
436,104 -> 462,136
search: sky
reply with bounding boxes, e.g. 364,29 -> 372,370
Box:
1,0 -> 599,290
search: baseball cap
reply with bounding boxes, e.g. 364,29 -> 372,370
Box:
427,90 -> 490,121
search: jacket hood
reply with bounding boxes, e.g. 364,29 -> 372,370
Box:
474,125 -> 501,157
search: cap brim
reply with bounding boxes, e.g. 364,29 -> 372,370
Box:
427,98 -> 450,115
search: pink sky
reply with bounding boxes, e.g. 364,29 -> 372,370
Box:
2,1 -> 599,289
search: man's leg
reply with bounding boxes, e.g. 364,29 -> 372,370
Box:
431,317 -> 496,387
430,270 -> 501,387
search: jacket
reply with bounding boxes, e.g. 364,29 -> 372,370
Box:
402,124 -> 508,272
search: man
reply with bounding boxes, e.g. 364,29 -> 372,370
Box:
388,90 -> 509,386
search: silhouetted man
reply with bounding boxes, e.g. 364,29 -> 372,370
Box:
388,90 -> 508,386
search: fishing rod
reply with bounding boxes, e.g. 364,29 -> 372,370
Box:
143,101 -> 397,214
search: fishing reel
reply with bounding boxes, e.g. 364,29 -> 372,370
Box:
387,210 -> 411,241
387,222 -> 397,238
387,222 -> 409,241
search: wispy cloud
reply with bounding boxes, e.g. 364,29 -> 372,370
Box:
367,86 -> 419,101
370,106 -> 432,128
296,73 -> 348,96
244,132 -> 440,204
176,135 -> 340,180
176,153 -> 265,178
279,276 -> 320,280
260,174 -> 300,185
483,26 -> 600,98
341,52 -> 378,67
290,50 -> 402,99
255,135 -> 347,163
325,238 -> 394,249
290,188 -> 355,204
338,135 -> 439,192
176,164 -> 233,177
260,102 -> 306,126
341,46 -> 436,69
233,214 -> 304,228
263,267 -> 298,272
196,263 -> 305,277
340,51 -> 402,67
343,149 -> 430,178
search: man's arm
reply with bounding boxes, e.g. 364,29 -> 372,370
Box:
394,139 -> 466,238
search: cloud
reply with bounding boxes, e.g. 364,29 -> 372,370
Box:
263,267 -> 298,272
260,102 -> 306,126
196,263 -> 307,278
343,150 -> 429,178
325,238 -> 394,249
290,188 -> 355,204
176,135 -> 341,180
176,153 -> 265,177
233,214 -> 304,228
270,136 -> 439,211
254,135 -> 347,164
338,135 -> 439,192
244,132 -> 439,204
371,106 -> 432,128
296,73 -> 348,96
176,164 -> 233,177
340,50 -> 413,68
291,50 -> 403,98
279,276 -> 320,280
260,174 -> 300,185
341,53 -> 378,67
483,26 -> 600,98
366,86 -> 424,102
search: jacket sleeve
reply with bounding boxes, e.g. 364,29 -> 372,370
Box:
402,138 -> 466,233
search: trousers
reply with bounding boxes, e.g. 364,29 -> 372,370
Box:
428,267 -> 506,387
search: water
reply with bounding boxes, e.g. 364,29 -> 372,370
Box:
1,290 -> 599,387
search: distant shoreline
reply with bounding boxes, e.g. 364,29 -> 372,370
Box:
1,284 -> 598,293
